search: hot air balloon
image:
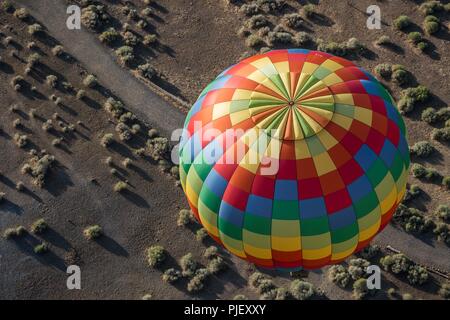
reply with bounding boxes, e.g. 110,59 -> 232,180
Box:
179,49 -> 409,271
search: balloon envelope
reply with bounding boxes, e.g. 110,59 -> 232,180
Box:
179,49 -> 409,270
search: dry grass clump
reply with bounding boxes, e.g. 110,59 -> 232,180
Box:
113,181 -> 128,192
30,218 -> 48,234
28,23 -> 43,36
187,268 -> 209,293
146,245 -> 166,267
83,74 -> 98,88
146,137 -> 170,161
14,133 -> 28,148
22,154 -> 56,188
195,228 -> 208,242
177,209 -> 195,226
409,141 -> 435,158
101,133 -> 114,147
84,225 -> 103,240
398,85 -> 430,114
3,226 -> 26,239
162,268 -> 182,283
104,97 -> 125,118
180,253 -> 197,277
115,46 -> 135,65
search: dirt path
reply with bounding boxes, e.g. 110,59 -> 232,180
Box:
11,0 -> 186,138
11,0 -> 449,273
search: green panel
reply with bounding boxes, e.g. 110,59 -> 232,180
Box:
244,213 -> 271,235
243,230 -> 271,248
299,216 -> 329,236
218,217 -> 242,240
199,186 -> 222,212
354,191 -> 379,218
389,152 -> 404,181
313,66 -> 332,80
335,104 -> 355,117
272,200 -> 299,220
366,159 -> 388,186
330,223 -> 358,243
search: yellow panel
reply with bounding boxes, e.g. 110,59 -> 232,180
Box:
212,101 -> 231,120
331,113 -> 353,130
232,89 -> 254,100
294,73 -> 311,98
334,93 -> 354,105
230,109 -> 250,125
243,243 -> 272,259
359,221 -> 380,242
322,73 -> 343,86
313,152 -> 336,176
354,107 -> 373,126
247,70 -> 268,84
199,211 -> 219,238
300,81 -> 327,98
274,61 -> 290,74
301,94 -> 334,104
316,129 -> 338,150
294,139 -> 311,159
301,62 -> 319,75
380,188 -> 397,215
251,91 -> 283,101
220,233 -> 245,257
250,57 -> 273,70
298,109 -> 322,133
240,149 -> 261,174
272,236 -> 302,251
302,245 -> 331,260
279,72 -> 291,97
321,59 -> 344,72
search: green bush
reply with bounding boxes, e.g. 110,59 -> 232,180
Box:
162,268 -> 181,283
246,14 -> 269,29
146,245 -> 166,267
30,218 -> 48,234
289,280 -> 314,300
348,258 -> 370,280
409,141 -> 435,157
101,133 -> 114,147
421,107 -> 438,123
246,34 -> 264,48
187,268 -> 209,292
177,209 -> 195,226
380,253 -> 412,274
328,265 -> 351,288
352,278 -> 369,299
99,28 -> 120,44
404,184 -> 421,201
83,74 -> 97,88
433,223 -> 450,245
375,35 -> 391,46
419,1 -> 443,15
207,256 -> 227,274
423,16 -> 440,34
284,13 -> 303,29
431,127 -> 450,142
302,4 -> 316,18
196,228 -> 208,242
435,205 -> 450,222
115,46 -> 134,65
83,225 -> 102,240
393,15 -> 410,30
439,282 -> 450,299
374,63 -> 392,79
3,226 -> 26,239
407,265 -> 429,285
391,65 -> 411,86
34,242 -> 49,254
267,31 -> 293,47
180,253 -> 197,277
358,244 -> 380,260
407,32 -> 422,44
442,177 -> 450,190
398,86 -> 430,114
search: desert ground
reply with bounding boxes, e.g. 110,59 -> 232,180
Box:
0,0 -> 449,300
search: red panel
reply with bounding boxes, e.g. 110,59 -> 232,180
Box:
298,178 -> 323,199
325,188 -> 352,213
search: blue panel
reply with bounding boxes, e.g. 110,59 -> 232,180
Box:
379,140 -> 396,167
299,197 -> 327,219
354,144 -> 377,171
204,169 -> 228,197
219,201 -> 245,227
274,180 -> 298,200
347,175 -> 372,202
328,206 -> 357,230
246,195 -> 273,218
